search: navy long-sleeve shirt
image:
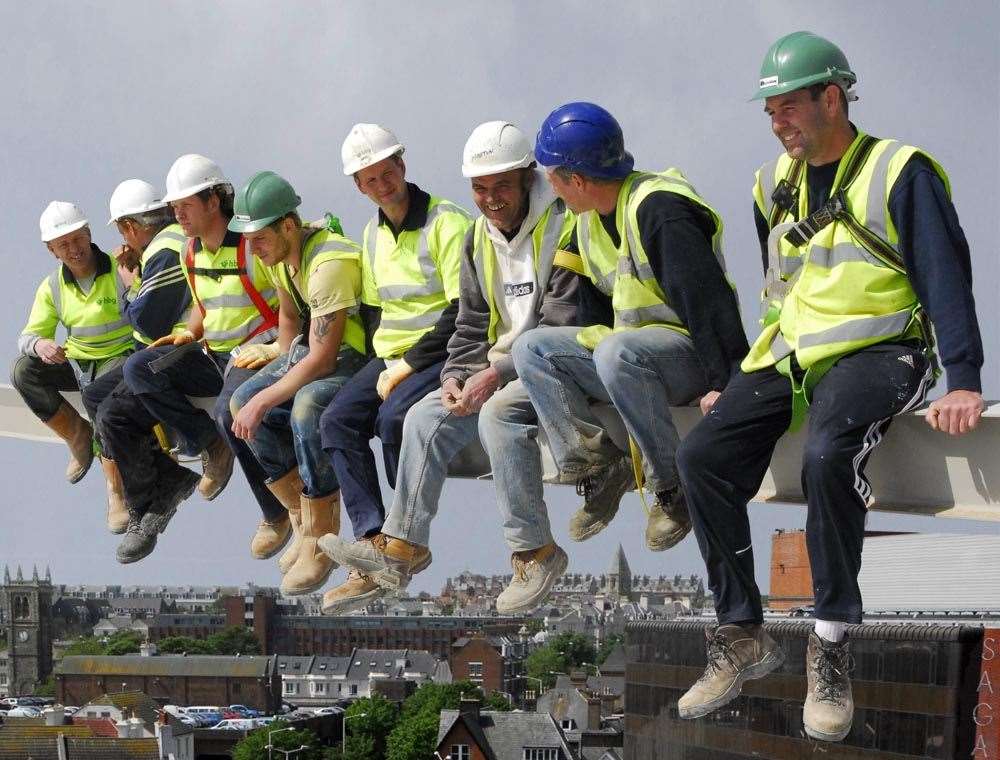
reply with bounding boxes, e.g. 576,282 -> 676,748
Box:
754,153 -> 983,393
573,191 -> 749,392
124,234 -> 192,345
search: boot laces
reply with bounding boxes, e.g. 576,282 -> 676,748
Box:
813,643 -> 853,704
700,630 -> 740,682
575,476 -> 595,501
370,533 -> 389,554
511,554 -> 532,586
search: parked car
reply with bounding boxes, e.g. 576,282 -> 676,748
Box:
312,706 -> 344,716
7,706 -> 41,718
211,718 -> 257,730
185,706 -> 224,727
228,704 -> 261,718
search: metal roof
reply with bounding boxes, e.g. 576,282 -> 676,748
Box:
858,533 -> 1000,612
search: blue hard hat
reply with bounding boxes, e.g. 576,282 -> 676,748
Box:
534,102 -> 634,179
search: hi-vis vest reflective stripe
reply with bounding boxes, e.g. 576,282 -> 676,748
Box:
46,253 -> 133,361
472,200 -> 576,344
181,235 -> 280,353
742,132 -> 949,374
130,223 -> 188,345
362,196 -> 471,358
274,227 -> 367,355
575,170 -> 727,351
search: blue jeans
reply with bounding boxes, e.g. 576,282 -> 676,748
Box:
230,345 -> 366,498
319,357 -> 446,540
381,380 -> 552,553
123,343 -> 285,522
512,326 -> 709,493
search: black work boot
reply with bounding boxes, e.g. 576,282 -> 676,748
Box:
803,632 -> 854,742
117,508 -> 157,564
141,466 -> 200,534
567,457 -> 635,541
645,485 -> 692,551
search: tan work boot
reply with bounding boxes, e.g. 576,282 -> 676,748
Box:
280,492 -> 339,595
803,631 -> 854,742
44,403 -> 94,483
100,457 -> 130,534
252,469 -> 300,559
678,623 -> 785,719
277,501 -> 303,575
568,457 -> 634,541
645,485 -> 692,551
318,532 -> 431,590
496,542 -> 568,614
322,569 -> 386,615
198,435 -> 234,501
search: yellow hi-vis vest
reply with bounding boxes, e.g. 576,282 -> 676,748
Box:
129,223 -> 189,345
21,250 -> 132,362
575,169 -> 727,351
273,227 -> 367,355
179,231 -> 280,354
471,200 -> 577,344
361,196 -> 471,359
742,131 -> 948,375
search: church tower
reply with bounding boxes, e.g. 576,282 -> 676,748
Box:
2,565 -> 53,695
605,544 -> 632,598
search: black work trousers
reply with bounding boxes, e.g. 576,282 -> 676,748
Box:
96,380 -> 191,514
676,342 -> 932,626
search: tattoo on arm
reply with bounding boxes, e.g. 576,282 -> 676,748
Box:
312,314 -> 335,344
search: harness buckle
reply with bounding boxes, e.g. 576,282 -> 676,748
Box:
771,179 -> 799,215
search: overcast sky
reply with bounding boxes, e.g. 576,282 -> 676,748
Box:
0,2 -> 997,599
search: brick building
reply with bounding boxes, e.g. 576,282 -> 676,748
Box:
54,655 -> 280,713
768,530 -> 813,611
269,614 -> 522,659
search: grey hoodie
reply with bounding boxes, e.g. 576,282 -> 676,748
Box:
441,172 -> 579,387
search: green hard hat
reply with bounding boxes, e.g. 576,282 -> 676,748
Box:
752,31 -> 857,101
229,171 -> 302,233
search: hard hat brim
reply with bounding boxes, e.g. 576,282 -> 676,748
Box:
161,181 -> 231,205
750,71 -> 856,101
41,219 -> 88,243
461,155 -> 534,179
343,145 -> 405,176
228,213 -> 282,234
107,200 -> 169,226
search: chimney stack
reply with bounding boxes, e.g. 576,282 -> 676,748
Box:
458,695 -> 481,723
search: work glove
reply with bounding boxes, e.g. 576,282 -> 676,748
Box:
376,360 -> 413,400
233,342 -> 281,370
150,329 -> 197,348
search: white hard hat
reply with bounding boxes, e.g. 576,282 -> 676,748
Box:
40,201 -> 88,243
341,123 -> 404,176
161,153 -> 230,203
107,179 -> 168,225
462,121 -> 533,178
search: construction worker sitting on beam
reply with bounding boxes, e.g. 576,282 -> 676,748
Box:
87,180 -> 194,537
228,171 -> 369,597
317,123 -> 472,614
513,102 -> 748,553
322,121 -> 581,615
675,31 -> 985,742
13,201 -> 134,527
